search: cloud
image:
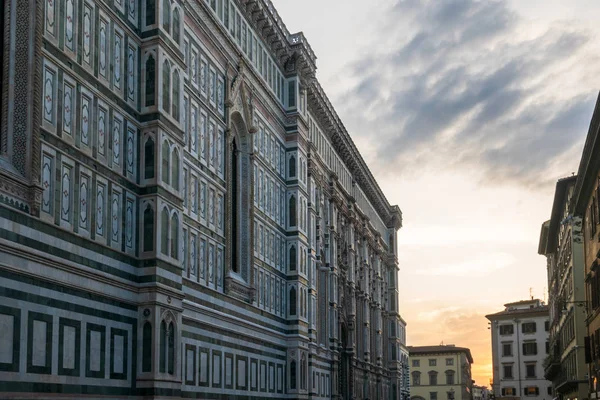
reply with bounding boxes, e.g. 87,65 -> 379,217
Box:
417,307 -> 461,321
338,0 -> 599,189
415,252 -> 516,277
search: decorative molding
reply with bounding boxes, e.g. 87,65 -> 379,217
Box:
0,172 -> 42,215
224,276 -> 255,304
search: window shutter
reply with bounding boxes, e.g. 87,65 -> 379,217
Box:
596,184 -> 600,221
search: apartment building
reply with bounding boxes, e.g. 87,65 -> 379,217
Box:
486,300 -> 552,400
409,345 -> 474,400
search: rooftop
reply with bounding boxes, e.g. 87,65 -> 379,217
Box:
486,302 -> 549,320
503,299 -> 543,308
407,345 -> 474,363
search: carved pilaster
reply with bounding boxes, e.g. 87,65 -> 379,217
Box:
0,0 -> 10,155
0,0 -> 43,216
29,0 -> 44,188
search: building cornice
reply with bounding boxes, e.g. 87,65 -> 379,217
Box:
543,176 -> 576,254
573,91 -> 600,216
307,81 -> 402,230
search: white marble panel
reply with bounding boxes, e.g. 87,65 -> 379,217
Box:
200,351 -> 208,383
0,314 -> 14,363
113,334 -> 124,374
89,330 -> 101,371
237,358 -> 246,387
32,320 -> 47,366
186,348 -> 194,382
225,356 -> 232,385
213,354 -> 220,385
62,325 -> 76,369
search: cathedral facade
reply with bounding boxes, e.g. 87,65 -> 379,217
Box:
0,0 -> 409,398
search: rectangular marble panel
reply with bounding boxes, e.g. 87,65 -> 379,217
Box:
199,350 -> 208,384
277,364 -> 283,392
251,360 -> 257,390
0,314 -> 14,364
212,353 -> 221,386
225,355 -> 232,386
237,358 -> 246,387
260,362 -> 266,391
89,330 -> 101,371
32,320 -> 47,367
62,325 -> 76,369
112,334 -> 124,374
183,348 -> 193,383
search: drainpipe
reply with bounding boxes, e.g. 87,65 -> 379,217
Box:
515,319 -> 522,398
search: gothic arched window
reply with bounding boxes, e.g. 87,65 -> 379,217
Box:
289,286 -> 297,316
144,136 -> 155,179
161,208 -> 169,255
289,195 -> 296,227
289,155 -> 296,178
161,140 -> 170,184
302,288 -> 307,317
159,320 -> 167,373
231,139 -> 239,273
145,56 -> 155,107
162,61 -> 170,112
170,213 -> 178,259
172,70 -> 180,120
167,322 -> 175,374
143,204 -> 154,252
290,360 -> 297,390
301,353 -> 307,390
289,245 -> 296,271
171,149 -> 179,190
172,8 -> 180,43
145,0 -> 155,26
162,0 -> 170,33
142,322 -> 152,372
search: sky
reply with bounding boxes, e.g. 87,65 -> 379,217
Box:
275,0 -> 600,387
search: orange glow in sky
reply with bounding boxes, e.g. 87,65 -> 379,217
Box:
274,0 -> 600,387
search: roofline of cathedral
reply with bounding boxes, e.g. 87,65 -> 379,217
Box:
236,0 -> 402,230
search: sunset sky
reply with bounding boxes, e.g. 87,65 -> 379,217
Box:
276,0 -> 600,387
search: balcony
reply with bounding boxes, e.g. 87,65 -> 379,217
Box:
554,369 -> 586,394
543,355 -> 560,381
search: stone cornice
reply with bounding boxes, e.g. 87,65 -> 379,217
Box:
237,0 -> 317,80
307,81 -> 401,230
573,91 -> 600,216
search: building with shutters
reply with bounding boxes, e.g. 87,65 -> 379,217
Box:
0,0 -> 408,398
486,300 -> 552,400
408,345 -> 474,400
571,92 -> 600,400
538,176 -> 588,400
472,385 -> 490,400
